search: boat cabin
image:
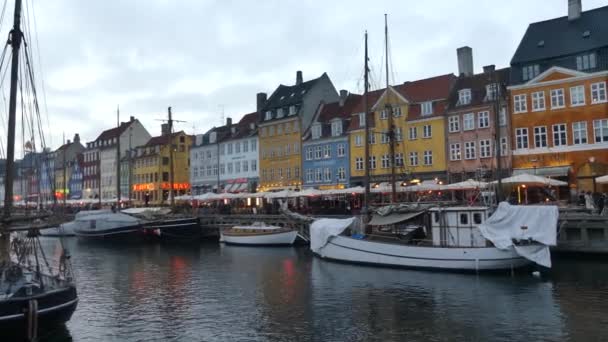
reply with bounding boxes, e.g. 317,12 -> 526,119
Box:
429,207 -> 490,247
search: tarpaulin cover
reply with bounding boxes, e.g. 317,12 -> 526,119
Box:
478,202 -> 559,267
310,217 -> 356,253
368,211 -> 424,226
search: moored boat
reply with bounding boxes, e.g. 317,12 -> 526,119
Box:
221,222 -> 298,246
73,211 -> 142,240
311,203 -> 559,272
143,216 -> 201,240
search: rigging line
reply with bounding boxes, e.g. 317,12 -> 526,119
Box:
0,0 -> 7,35
29,0 -> 50,149
21,44 -> 36,147
23,40 -> 46,150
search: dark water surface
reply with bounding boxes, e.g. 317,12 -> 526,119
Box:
37,238 -> 608,342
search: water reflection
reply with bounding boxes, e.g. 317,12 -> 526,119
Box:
35,238 -> 608,342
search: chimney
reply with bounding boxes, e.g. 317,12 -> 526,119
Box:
483,65 -> 495,74
568,0 -> 581,21
249,122 -> 255,130
256,92 -> 267,112
456,46 -> 474,77
296,70 -> 303,85
339,89 -> 348,107
161,123 -> 170,136
73,133 -> 80,143
130,116 -> 135,122
66,140 -> 71,145
226,117 -> 232,126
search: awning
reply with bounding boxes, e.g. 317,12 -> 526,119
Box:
225,183 -> 236,193
512,166 -> 570,177
234,183 -> 247,193
368,211 -> 424,226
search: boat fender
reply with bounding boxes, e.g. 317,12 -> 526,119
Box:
27,299 -> 38,341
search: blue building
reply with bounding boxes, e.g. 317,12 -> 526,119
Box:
68,156 -> 83,200
302,91 -> 360,190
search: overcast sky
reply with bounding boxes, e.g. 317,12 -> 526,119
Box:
6,0 -> 607,152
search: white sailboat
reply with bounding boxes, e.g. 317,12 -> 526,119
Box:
221,222 -> 298,245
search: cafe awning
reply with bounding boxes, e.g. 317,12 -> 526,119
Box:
512,166 -> 570,177
368,211 -> 424,226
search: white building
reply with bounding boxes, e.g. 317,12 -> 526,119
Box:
218,113 -> 259,193
190,127 -> 224,195
91,116 -> 151,201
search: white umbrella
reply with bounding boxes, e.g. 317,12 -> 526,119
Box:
596,175 -> 608,184
495,173 -> 567,186
445,179 -> 489,190
264,190 -> 292,199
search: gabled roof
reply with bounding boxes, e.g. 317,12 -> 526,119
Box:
95,121 -> 133,142
227,112 -> 258,140
448,68 -> 510,109
346,89 -> 384,131
511,5 -> 608,64
304,93 -> 361,140
145,131 -> 188,147
394,73 -> 456,102
263,73 -> 327,111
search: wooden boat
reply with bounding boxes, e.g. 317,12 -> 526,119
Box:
221,222 -> 298,246
73,211 -> 142,240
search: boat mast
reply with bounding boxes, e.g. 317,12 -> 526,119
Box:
384,14 -> 396,203
63,133 -> 66,208
363,31 -> 371,217
168,106 -> 175,208
116,106 -> 121,209
492,70 -> 503,202
1,0 -> 23,262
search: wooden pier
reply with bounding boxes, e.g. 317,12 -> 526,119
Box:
556,212 -> 608,254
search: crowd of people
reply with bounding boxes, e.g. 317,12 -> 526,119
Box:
579,191 -> 607,215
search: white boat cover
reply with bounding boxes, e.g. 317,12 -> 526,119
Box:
478,202 -> 559,268
310,217 -> 356,253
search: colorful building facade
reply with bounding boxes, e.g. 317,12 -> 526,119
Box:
219,113 -> 259,193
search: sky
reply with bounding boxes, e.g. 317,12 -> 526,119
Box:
3,0 -> 607,153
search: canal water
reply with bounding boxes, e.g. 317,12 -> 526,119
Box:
37,238 -> 608,342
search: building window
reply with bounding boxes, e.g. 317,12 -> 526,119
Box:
235,161 -> 241,173
594,119 -> 608,143
522,64 -> 540,81
499,107 -> 507,126
514,94 -> 527,113
421,102 -> 433,116
323,168 -> 331,182
227,162 -> 233,174
242,140 -> 248,152
276,108 -> 284,118
277,124 -> 283,135
295,167 -> 299,179
312,124 -> 322,139
355,135 -> 362,147
293,121 -> 299,132
381,154 -> 391,168
315,169 -> 322,182
479,139 -> 491,158
355,157 -> 364,170
285,144 -> 290,155
235,142 -> 241,154
286,167 -> 291,180
550,89 -> 565,109
251,160 -> 257,171
591,82 -> 607,103
380,109 -> 388,120
323,145 -> 331,158
409,152 -> 418,166
260,127 -> 267,137
331,120 -> 343,136
500,137 -> 508,156
486,83 -> 498,101
573,121 -> 587,144
265,111 -> 272,120
463,113 -> 474,130
394,153 -> 404,166
337,167 -> 346,181
423,125 -> 432,138
576,53 -> 597,71
368,156 -> 376,170
458,89 -> 471,105
465,141 -> 476,159
552,124 -> 567,146
478,111 -> 490,128
423,151 -> 433,165
531,91 -> 546,111
268,126 -> 275,136
395,128 -> 402,141
393,106 -> 402,117
289,106 -> 297,115
408,127 -> 417,140
448,116 -> 460,132
450,143 -> 461,161
337,144 -> 345,157
381,130 -> 390,144
358,113 -> 366,127
368,133 -> 376,144
306,169 -> 313,182
570,85 -> 585,106
285,122 -> 291,134
314,146 -> 322,159
534,126 -> 547,148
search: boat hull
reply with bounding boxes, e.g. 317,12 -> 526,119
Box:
314,236 -> 532,271
143,217 -> 201,240
41,221 -> 77,237
74,224 -> 143,241
0,285 -> 78,338
221,230 -> 298,246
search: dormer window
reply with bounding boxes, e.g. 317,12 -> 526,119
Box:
358,113 -> 366,128
289,105 -> 297,115
277,108 -> 284,118
486,83 -> 498,101
209,132 -> 217,143
380,109 -> 388,119
393,106 -> 402,117
421,101 -> 433,116
458,89 -> 471,105
576,53 -> 597,71
265,111 -> 272,120
522,64 -> 540,81
311,124 -> 322,140
331,120 -> 343,136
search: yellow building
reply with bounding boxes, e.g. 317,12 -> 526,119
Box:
348,74 -> 456,186
132,130 -> 192,205
257,71 -> 339,191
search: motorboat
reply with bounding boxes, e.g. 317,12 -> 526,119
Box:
73,210 -> 143,240
41,210 -> 105,237
122,208 -> 201,240
310,203 -> 559,272
221,222 -> 298,246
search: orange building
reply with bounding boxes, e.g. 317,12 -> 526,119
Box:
508,66 -> 608,193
